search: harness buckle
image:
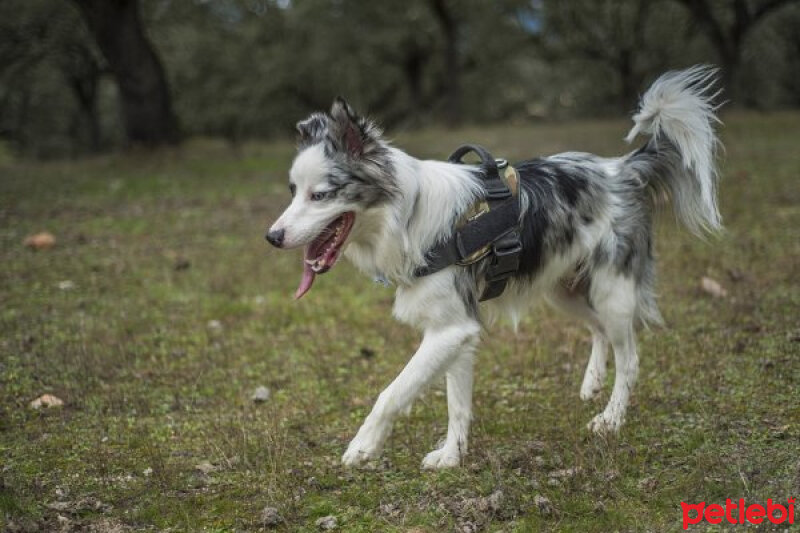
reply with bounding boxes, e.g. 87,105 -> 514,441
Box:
485,231 -> 522,282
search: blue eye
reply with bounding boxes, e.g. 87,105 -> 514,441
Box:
310,191 -> 328,201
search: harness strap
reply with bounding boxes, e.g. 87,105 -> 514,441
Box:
414,144 -> 523,301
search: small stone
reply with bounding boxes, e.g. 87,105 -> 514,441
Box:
379,503 -> 399,517
534,494 -> 553,516
57,280 -> 75,290
315,515 -> 337,530
261,506 -> 282,527
638,476 -> 658,492
487,489 -> 504,511
194,461 -> 216,474
252,386 -> 271,403
700,276 -> 727,298
29,394 -> 64,409
548,466 -> 582,480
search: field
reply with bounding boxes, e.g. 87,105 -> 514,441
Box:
1,112 -> 798,532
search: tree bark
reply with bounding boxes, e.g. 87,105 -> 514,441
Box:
428,0 -> 461,126
70,0 -> 180,146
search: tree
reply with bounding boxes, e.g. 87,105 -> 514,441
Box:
673,0 -> 800,97
428,0 -> 461,125
541,0 -> 673,113
69,0 -> 180,146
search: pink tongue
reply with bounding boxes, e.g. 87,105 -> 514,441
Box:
295,261 -> 316,299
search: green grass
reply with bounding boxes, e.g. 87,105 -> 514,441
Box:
1,113 -> 799,532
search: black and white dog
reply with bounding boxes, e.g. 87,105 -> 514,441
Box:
266,66 -> 721,469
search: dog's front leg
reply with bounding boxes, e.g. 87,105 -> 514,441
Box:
342,322 -> 480,467
421,345 -> 477,469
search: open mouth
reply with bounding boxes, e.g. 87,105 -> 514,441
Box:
295,212 -> 356,299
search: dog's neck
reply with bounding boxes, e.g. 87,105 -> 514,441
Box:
344,147 -> 482,285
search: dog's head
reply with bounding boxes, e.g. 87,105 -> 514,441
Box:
266,98 -> 396,299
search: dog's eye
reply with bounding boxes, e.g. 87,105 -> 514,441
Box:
310,191 -> 329,201
289,183 -> 296,197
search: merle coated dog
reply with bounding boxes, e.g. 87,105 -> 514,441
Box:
266,66 -> 721,468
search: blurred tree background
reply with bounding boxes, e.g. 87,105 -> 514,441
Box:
1,0 -> 798,158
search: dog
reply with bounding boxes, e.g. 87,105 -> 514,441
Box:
266,66 -> 721,469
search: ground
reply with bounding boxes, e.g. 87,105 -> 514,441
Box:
1,112 -> 798,532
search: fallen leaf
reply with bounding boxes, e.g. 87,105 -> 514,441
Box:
30,394 -> 64,409
24,232 -> 56,250
700,276 -> 728,298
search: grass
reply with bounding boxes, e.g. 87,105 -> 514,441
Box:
1,112 -> 798,532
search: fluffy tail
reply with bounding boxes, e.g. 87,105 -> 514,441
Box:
625,65 -> 723,234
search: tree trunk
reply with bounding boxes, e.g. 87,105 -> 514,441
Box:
429,0 -> 461,126
70,0 -> 180,146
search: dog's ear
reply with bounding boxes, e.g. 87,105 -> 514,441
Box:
328,97 -> 383,159
296,112 -> 329,148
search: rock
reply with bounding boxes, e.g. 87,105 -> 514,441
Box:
379,503 -> 400,517
638,476 -> 658,492
24,232 -> 56,250
252,386 -> 271,403
700,276 -> 728,298
548,466 -> 582,480
315,515 -> 337,530
534,494 -> 553,516
487,490 -> 504,512
29,394 -> 64,409
261,506 -> 282,527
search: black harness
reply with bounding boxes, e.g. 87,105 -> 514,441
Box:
414,144 -> 523,301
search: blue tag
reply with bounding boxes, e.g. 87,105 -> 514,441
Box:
373,274 -> 391,287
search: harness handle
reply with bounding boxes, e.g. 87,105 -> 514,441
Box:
448,144 -> 498,178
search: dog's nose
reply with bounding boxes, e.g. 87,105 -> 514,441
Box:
265,228 -> 285,248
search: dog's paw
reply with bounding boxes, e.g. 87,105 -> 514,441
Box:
341,432 -> 383,467
587,411 -> 623,435
421,447 -> 462,469
579,381 -> 603,401
341,446 -> 377,467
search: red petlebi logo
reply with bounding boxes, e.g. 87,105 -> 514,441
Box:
681,498 -> 796,529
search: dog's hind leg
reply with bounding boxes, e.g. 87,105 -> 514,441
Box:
580,329 -> 609,401
421,344 -> 477,469
342,321 -> 481,467
546,287 -> 608,401
586,273 -> 639,434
